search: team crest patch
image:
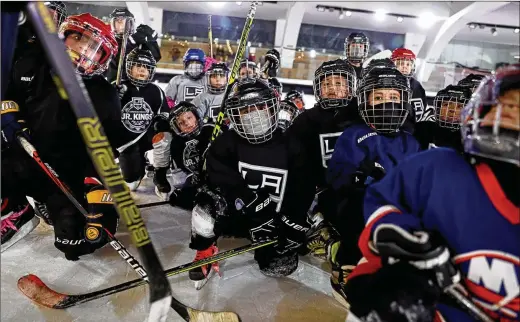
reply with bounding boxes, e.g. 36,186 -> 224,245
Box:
121,97 -> 154,133
183,139 -> 200,173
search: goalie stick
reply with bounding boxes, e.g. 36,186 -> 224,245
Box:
18,240 -> 276,309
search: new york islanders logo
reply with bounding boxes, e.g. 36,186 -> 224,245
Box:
121,97 -> 154,133
454,250 -> 519,319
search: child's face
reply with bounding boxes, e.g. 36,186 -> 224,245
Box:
394,59 -> 414,76
239,67 -> 256,79
210,73 -> 226,88
292,98 -> 304,110
368,89 -> 401,105
320,75 -> 349,99
64,32 -> 103,68
176,111 -> 197,133
439,101 -> 464,123
113,18 -> 126,35
238,103 -> 268,116
130,64 -> 150,80
481,88 -> 520,131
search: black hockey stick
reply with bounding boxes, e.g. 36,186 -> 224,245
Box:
25,3 -> 172,321
209,1 -> 259,143
17,240 -> 276,309
115,17 -> 131,86
137,201 -> 170,209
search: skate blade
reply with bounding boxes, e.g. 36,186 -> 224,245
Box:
1,217 -> 40,253
154,186 -> 170,202
194,269 -> 216,291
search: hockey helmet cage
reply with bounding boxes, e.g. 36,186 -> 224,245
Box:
206,62 -> 229,94
345,32 -> 370,63
314,59 -> 357,110
434,85 -> 472,130
126,48 -> 157,87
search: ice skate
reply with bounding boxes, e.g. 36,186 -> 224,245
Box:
1,204 -> 40,253
189,244 -> 220,290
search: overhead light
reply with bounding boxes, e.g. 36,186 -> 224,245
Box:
417,11 -> 437,29
514,28 -> 520,34
491,27 -> 498,36
514,55 -> 520,59
214,38 -> 219,44
209,2 -> 226,8
339,11 -> 344,19
345,10 -> 352,17
317,6 -> 325,12
247,41 -> 251,47
193,36 -> 197,41
322,49 -> 326,53
236,1 -> 242,5
374,9 -> 387,22
396,16 -> 403,23
469,24 -> 477,29
310,49 -> 317,59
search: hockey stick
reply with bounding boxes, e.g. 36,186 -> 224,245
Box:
209,1 -> 258,143
17,239 -> 276,309
24,3 -> 172,321
115,17 -> 131,86
208,15 -> 213,58
137,201 -> 170,209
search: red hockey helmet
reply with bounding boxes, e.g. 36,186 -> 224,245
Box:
59,13 -> 118,76
391,48 -> 416,77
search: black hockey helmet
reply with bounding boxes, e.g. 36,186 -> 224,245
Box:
126,48 -> 156,87
206,62 -> 229,94
238,59 -> 260,81
169,101 -> 202,138
44,1 -> 67,27
109,8 -> 135,38
357,67 -> 411,134
345,32 -> 370,63
461,64 -> 520,166
285,90 -> 305,110
361,58 -> 396,80
457,74 -> 486,93
278,99 -> 300,131
226,78 -> 280,144
313,59 -> 357,110
434,85 -> 472,130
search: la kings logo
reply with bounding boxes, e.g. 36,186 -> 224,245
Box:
183,86 -> 204,102
121,97 -> 154,133
208,104 -> 220,122
319,132 -> 343,168
238,162 -> 288,212
183,139 -> 200,173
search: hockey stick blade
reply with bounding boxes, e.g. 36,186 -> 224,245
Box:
25,3 -> 172,321
17,240 -> 276,310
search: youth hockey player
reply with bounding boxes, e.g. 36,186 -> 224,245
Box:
285,90 -> 306,111
152,101 -> 214,207
115,47 -> 169,191
107,8 -> 161,83
390,48 -> 429,122
191,62 -> 229,123
188,78 -> 316,287
238,59 -> 260,80
164,48 -> 206,103
1,13 -> 122,258
344,32 -> 370,78
458,73 -> 486,92
278,98 -> 300,132
344,64 -> 519,322
326,66 -> 422,306
423,84 -> 472,150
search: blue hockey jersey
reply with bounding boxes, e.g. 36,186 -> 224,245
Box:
352,148 -> 520,321
326,123 -> 421,191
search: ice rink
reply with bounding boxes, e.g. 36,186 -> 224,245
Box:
1,175 -> 348,322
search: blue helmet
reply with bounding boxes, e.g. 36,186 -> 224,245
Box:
183,48 -> 206,79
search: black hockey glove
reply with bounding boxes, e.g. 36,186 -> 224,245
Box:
115,84 -> 127,99
264,49 -> 280,73
132,24 -> 157,44
240,188 -> 279,243
1,100 -> 31,150
276,214 -> 311,255
153,113 -> 170,133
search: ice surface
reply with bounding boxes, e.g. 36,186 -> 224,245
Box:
1,177 -> 348,321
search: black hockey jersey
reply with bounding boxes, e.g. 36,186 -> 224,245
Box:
205,129 -> 315,220
170,123 -> 214,175
409,77 -> 429,122
117,81 -> 169,151
428,126 -> 462,151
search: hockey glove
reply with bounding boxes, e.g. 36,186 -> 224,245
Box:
132,24 -> 157,44
1,100 -> 30,149
84,185 -> 119,247
264,49 -> 280,77
241,188 -> 279,243
276,214 -> 311,255
115,84 -> 127,99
